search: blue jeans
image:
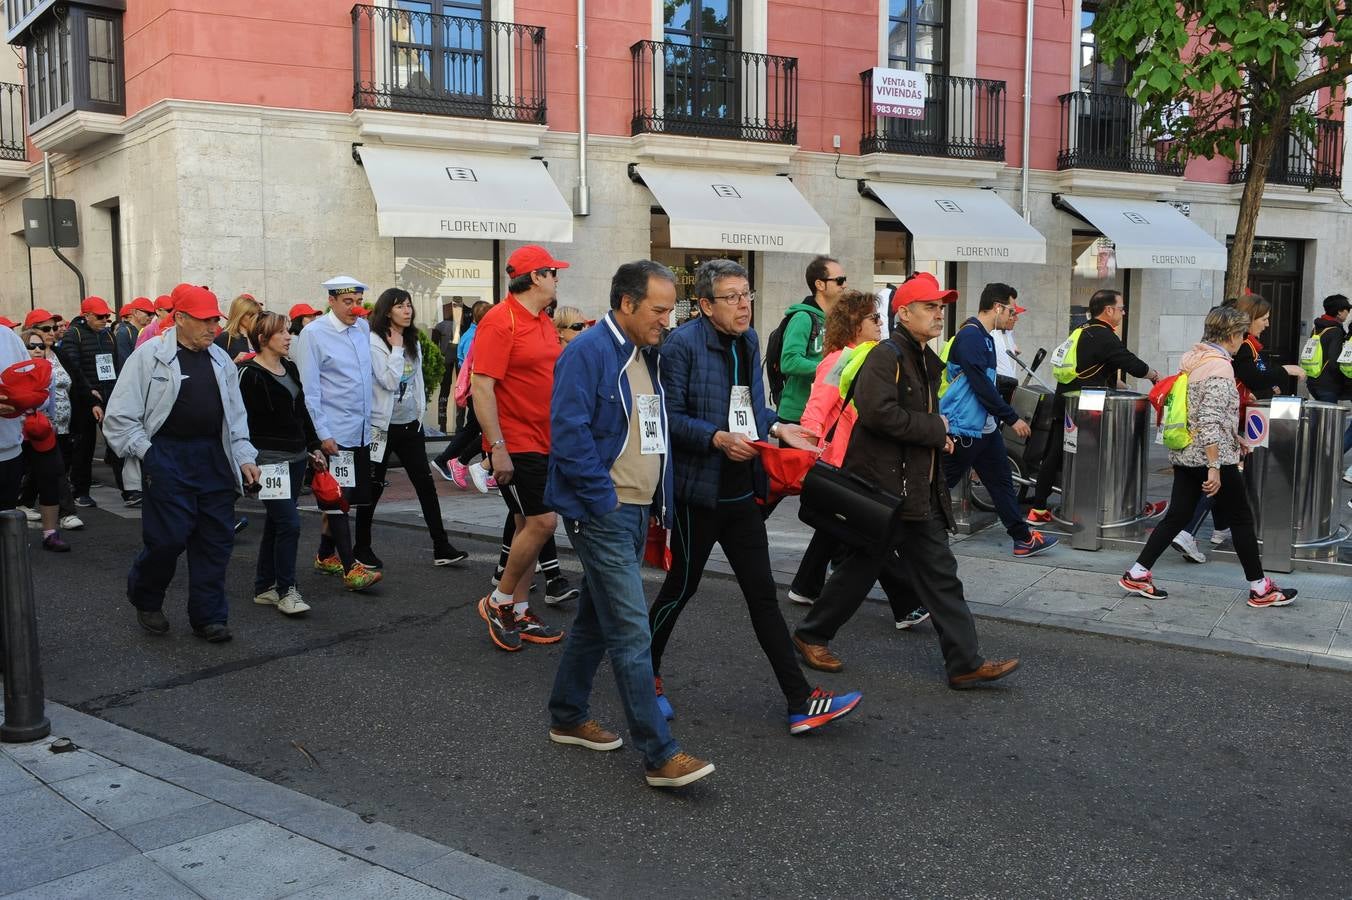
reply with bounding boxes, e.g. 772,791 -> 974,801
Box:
255,458 -> 306,594
549,503 -> 678,770
943,429 -> 1031,542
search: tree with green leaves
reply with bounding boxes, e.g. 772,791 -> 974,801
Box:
1094,1 -> 1352,299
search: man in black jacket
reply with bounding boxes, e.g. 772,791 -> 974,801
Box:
1305,294 -> 1352,477
1027,289 -> 1160,524
792,272 -> 1020,688
56,297 -> 134,507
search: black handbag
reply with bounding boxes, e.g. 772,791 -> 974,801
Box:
796,343 -> 904,549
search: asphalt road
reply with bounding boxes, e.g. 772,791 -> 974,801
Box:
22,503 -> 1352,899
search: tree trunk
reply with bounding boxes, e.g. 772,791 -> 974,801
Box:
1226,108 -> 1288,299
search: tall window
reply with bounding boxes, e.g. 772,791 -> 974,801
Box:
663,0 -> 739,123
390,0 -> 489,105
19,3 -> 123,130
888,0 -> 946,74
1078,1 -> 1126,93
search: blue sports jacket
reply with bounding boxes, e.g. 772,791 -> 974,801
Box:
940,316 -> 1020,438
660,315 -> 776,509
545,312 -> 673,527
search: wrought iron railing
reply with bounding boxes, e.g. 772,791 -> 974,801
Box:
351,4 -> 546,123
1057,90 -> 1184,176
859,71 -> 1005,160
631,40 -> 797,144
0,82 -> 24,160
1229,117 -> 1343,189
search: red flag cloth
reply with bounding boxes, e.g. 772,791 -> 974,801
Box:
751,440 -> 818,505
644,521 -> 672,571
22,412 -> 55,452
311,466 -> 349,513
0,358 -> 52,417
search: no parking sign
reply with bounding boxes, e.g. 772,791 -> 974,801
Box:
1240,407 -> 1269,449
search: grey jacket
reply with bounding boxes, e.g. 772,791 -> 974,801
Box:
103,328 -> 257,492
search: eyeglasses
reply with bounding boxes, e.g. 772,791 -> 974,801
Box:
33,325 -> 54,333
864,313 -> 882,324
565,322 -> 588,332
89,314 -> 110,320
535,268 -> 559,279
825,276 -> 848,287
710,291 -> 755,306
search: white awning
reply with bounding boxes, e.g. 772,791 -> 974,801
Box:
357,145 -> 573,243
632,164 -> 830,254
1055,194 -> 1226,269
862,182 -> 1046,264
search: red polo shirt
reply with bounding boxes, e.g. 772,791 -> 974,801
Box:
472,294 -> 561,455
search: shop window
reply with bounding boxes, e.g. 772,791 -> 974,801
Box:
14,2 -> 125,131
1071,232 -> 1128,341
651,210 -> 755,329
393,237 -> 497,331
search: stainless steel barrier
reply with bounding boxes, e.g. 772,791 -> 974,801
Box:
1061,390 -> 1151,550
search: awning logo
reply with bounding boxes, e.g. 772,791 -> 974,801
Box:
1122,211 -> 1149,225
446,167 -> 478,182
711,184 -> 742,199
934,199 -> 963,213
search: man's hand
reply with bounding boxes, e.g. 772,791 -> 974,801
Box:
91,406 -> 104,424
1011,419 -> 1032,439
1147,369 -> 1162,384
241,463 -> 261,487
309,449 -> 327,469
490,445 -> 514,484
774,423 -> 819,453
1202,467 -> 1221,497
943,436 -> 955,455
320,438 -> 339,456
712,430 -> 759,462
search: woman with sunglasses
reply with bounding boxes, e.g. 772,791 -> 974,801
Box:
355,288 -> 468,569
17,329 -> 72,551
553,305 -> 590,344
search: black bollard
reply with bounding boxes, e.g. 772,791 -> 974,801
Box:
1,510 -> 50,742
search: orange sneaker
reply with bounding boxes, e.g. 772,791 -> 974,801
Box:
313,554 -> 343,576
343,562 -> 382,592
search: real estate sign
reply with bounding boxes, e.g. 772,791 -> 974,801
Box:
871,67 -> 926,119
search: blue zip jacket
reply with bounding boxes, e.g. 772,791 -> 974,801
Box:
660,315 -> 776,509
940,316 -> 1020,438
545,312 -> 673,527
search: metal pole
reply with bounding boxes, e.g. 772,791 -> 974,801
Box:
0,510 -> 50,742
43,153 -> 86,303
573,0 -> 591,216
1020,0 -> 1034,220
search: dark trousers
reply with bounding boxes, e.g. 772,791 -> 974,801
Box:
436,368 -> 456,432
1138,465 -> 1263,581
649,498 -> 811,710
20,444 -> 64,507
435,401 -> 482,467
796,514 -> 984,678
357,420 -> 448,552
68,408 -> 99,496
256,458 -> 306,594
944,429 -> 1032,541
789,529 -> 919,620
0,454 -> 22,509
127,436 -> 237,628
1031,391 -> 1066,509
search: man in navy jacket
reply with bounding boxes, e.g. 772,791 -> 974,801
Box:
941,282 -> 1057,558
648,258 -> 861,737
544,260 -> 713,789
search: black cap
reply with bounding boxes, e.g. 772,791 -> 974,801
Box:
1324,294 -> 1351,315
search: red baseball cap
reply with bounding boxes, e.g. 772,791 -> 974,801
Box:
23,412 -> 55,452
127,297 -> 155,315
173,286 -> 225,321
1012,304 -> 1027,315
0,316 -> 15,329
288,303 -> 320,320
890,273 -> 958,314
0,357 -> 51,416
154,294 -> 174,312
23,308 -> 59,329
505,245 -> 570,277
80,296 -> 114,317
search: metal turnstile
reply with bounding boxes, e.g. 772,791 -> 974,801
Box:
1061,390 -> 1152,550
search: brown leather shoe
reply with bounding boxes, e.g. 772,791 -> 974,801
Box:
793,634 -> 844,672
645,751 -> 714,788
948,658 -> 1020,689
549,720 -> 622,751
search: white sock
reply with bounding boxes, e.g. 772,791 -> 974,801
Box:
1250,577 -> 1269,592
491,589 -> 513,606
513,601 -> 529,616
1177,530 -> 1193,541
1128,563 -> 1149,579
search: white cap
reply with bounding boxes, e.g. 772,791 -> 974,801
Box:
322,275 -> 368,294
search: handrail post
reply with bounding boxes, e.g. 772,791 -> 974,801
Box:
1,510 -> 50,743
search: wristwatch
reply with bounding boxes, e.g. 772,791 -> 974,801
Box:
768,423 -> 781,440
489,438 -> 507,450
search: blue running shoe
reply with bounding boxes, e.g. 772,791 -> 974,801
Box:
1013,530 -> 1058,558
788,687 -> 862,735
654,676 -> 675,721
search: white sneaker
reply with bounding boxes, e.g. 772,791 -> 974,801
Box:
787,590 -> 815,606
1209,528 -> 1232,546
254,587 -> 280,606
59,515 -> 84,530
276,587 -> 310,615
16,505 -> 38,523
469,460 -> 492,494
1170,531 -> 1207,564
1343,465 -> 1352,485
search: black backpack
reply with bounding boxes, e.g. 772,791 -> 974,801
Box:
765,309 -> 823,406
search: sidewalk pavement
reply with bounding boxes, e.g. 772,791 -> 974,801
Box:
0,702 -> 579,900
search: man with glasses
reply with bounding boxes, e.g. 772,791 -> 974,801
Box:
475,245 -> 570,651
775,255 -> 846,425
104,286 -> 259,643
941,282 -> 1057,558
647,258 -> 862,735
1027,288 -> 1160,525
56,296 -> 132,507
113,297 -> 154,371
293,275 -> 382,592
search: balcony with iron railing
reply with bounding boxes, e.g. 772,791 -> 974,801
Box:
1057,90 -> 1184,176
351,4 -> 546,124
1229,117 -> 1343,189
859,70 -> 1005,161
0,82 -> 25,161
631,40 -> 797,144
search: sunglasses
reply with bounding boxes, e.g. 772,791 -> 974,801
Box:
825,275 -> 848,287
535,268 -> 559,279
33,324 -> 54,332
26,343 -> 43,351
565,322 -> 588,332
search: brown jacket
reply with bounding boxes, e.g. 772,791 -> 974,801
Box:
841,328 -> 953,528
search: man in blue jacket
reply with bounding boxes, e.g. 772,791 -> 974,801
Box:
647,258 -> 861,736
544,260 -> 714,789
941,282 -> 1057,558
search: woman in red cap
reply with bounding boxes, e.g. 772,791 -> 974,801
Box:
13,334 -> 71,551
17,324 -> 83,535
